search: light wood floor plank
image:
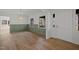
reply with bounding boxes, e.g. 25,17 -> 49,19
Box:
0,32 -> 79,50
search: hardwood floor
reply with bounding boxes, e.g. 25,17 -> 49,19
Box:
0,31 -> 79,50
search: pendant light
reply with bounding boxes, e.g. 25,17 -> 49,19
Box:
17,9 -> 24,20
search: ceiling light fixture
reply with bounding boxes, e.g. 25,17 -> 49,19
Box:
17,9 -> 24,20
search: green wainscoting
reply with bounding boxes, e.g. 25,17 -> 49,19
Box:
29,24 -> 46,38
10,24 -> 46,38
10,24 -> 29,33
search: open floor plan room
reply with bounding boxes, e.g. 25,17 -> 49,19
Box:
0,9 -> 79,50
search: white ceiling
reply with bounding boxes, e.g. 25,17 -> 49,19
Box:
0,9 -> 45,16
0,9 -> 51,17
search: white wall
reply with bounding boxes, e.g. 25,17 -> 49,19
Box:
46,9 -> 75,44
55,10 -> 72,42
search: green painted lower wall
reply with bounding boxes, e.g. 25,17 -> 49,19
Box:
10,24 -> 29,33
29,24 -> 46,38
10,24 -> 46,38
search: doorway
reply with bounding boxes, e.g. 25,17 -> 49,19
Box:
0,16 -> 10,35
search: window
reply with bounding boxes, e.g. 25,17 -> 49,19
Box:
39,16 -> 45,28
76,9 -> 79,14
77,15 -> 79,30
76,9 -> 79,30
